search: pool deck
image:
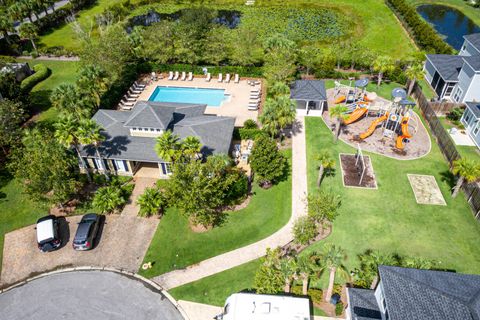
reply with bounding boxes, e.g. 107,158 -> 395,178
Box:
135,75 -> 261,126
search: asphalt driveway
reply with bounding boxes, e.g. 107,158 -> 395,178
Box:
0,270 -> 184,320
0,215 -> 158,287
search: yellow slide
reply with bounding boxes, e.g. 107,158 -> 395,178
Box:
359,113 -> 389,139
396,117 -> 412,149
344,107 -> 368,125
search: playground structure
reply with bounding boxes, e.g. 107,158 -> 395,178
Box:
336,85 -> 418,152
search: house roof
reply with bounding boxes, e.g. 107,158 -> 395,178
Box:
426,55 -> 464,81
378,265 -> 480,320
348,288 -> 382,320
466,101 -> 480,119
463,55 -> 480,72
464,33 -> 480,53
124,101 -> 176,129
80,102 -> 234,162
290,80 -> 327,101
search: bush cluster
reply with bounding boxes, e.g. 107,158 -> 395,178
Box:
291,286 -> 323,304
386,0 -> 454,54
238,128 -> 268,140
20,64 -> 51,93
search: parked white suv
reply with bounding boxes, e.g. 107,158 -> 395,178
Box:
36,215 -> 61,252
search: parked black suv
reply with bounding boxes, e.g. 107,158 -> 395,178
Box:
72,214 -> 101,251
36,215 -> 61,252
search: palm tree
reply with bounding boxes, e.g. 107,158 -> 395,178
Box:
8,3 -> 25,24
54,114 -> 92,182
323,244 -> 348,302
279,256 -> 297,293
329,105 -> 349,142
154,131 -> 182,163
136,186 -> 167,217
181,136 -> 202,161
77,65 -> 110,108
92,186 -> 124,214
77,119 -> 109,181
358,250 -> 398,289
405,63 -> 424,96
315,150 -> 335,187
372,55 -> 396,87
259,95 -> 296,137
19,22 -> 38,52
269,81 -> 290,97
296,253 -> 320,295
451,158 -> 480,198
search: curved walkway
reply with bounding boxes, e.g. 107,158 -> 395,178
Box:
153,115 -> 308,290
0,268 -> 185,320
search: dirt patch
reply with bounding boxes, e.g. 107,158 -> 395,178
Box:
340,154 -> 377,189
407,174 -> 446,205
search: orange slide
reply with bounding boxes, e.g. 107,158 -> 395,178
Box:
359,113 -> 389,139
344,107 -> 368,125
334,95 -> 346,104
395,117 -> 412,149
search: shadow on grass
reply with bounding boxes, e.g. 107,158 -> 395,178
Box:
29,89 -> 52,116
440,170 -> 456,189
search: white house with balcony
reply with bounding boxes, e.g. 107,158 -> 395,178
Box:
424,33 -> 480,103
80,101 -> 235,178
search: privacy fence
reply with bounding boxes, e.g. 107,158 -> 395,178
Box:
408,80 -> 480,220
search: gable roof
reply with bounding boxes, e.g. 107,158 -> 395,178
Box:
378,265 -> 480,320
290,80 -> 327,101
464,33 -> 480,53
348,288 -> 382,320
426,55 -> 464,81
465,101 -> 480,119
81,102 -> 234,162
463,55 -> 480,72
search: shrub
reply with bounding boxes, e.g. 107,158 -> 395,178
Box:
243,119 -> 258,129
137,186 -> 168,217
239,128 -> 268,140
447,107 -> 464,122
335,301 -> 344,316
20,64 -> 51,93
250,135 -> 288,187
292,216 -> 318,245
92,185 -> 129,214
291,286 -> 323,304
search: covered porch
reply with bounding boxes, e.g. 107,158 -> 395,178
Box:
290,80 -> 328,116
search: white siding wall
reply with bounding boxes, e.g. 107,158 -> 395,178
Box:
459,40 -> 480,56
461,108 -> 480,147
463,74 -> 480,103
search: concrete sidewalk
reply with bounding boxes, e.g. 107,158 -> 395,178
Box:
121,177 -> 158,217
154,115 -> 308,290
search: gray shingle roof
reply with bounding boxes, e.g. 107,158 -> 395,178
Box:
80,102 -> 234,162
465,101 -> 480,119
290,80 -> 327,101
464,33 -> 480,53
426,54 -> 464,81
124,101 -> 177,129
348,288 -> 382,320
378,265 -> 480,320
463,55 -> 480,72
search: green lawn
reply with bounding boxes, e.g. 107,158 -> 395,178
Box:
408,0 -> 480,26
38,0 -> 416,58
18,59 -> 80,124
417,79 -> 437,100
139,150 -> 292,278
303,116 -> 480,279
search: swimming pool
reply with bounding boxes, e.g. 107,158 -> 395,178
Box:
148,86 -> 228,107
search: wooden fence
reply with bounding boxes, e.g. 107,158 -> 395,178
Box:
408,80 -> 480,220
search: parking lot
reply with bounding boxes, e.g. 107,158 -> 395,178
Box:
0,215 -> 159,287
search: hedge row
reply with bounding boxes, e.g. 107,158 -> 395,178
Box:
139,62 -> 264,78
20,64 -> 51,93
385,0 -> 454,54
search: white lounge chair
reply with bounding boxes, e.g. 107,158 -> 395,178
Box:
121,99 -> 135,107
121,105 -> 133,111
206,73 -> 211,82
251,88 -> 261,93
225,74 -> 231,83
124,95 -> 136,102
187,72 -> 193,81
174,71 -> 179,80
250,94 -> 260,100
181,71 -> 186,81
128,91 -> 140,98
234,74 -> 239,83
134,81 -> 146,89
217,73 -> 223,82
168,71 -> 174,80
248,105 -> 258,111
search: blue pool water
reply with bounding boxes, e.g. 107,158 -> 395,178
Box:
148,86 -> 227,107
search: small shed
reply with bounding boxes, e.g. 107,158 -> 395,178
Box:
290,80 -> 327,114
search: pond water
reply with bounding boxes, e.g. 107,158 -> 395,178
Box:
417,4 -> 480,50
129,9 -> 241,30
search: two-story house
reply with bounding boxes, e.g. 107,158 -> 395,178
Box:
424,33 -> 480,103
80,101 -> 235,178
346,265 -> 480,320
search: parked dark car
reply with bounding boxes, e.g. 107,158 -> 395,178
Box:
72,214 -> 101,251
36,215 -> 61,252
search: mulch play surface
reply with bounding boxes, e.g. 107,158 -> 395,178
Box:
340,154 -> 377,189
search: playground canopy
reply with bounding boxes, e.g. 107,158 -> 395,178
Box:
290,80 -> 328,113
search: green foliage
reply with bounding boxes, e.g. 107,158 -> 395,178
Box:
0,98 -> 26,153
292,216 -> 318,245
243,119 -> 258,130
155,131 -> 201,164
307,191 -> 341,224
238,128 -> 267,140
335,301 -> 344,316
250,135 -> 288,187
263,34 -> 297,83
0,71 -> 22,101
259,95 -> 296,137
92,185 -> 128,214
137,186 -> 168,217
447,108 -> 464,122
20,63 -> 51,93
452,158 -> 480,184
141,63 -> 264,78
268,82 -> 290,98
386,0 -> 454,54
254,247 -> 284,294
291,286 -> 323,304
9,128 -> 79,205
